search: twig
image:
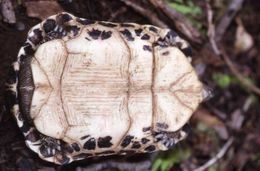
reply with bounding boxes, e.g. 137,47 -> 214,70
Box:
206,1 -> 260,96
215,0 -> 245,42
194,137 -> 234,171
120,0 -> 168,28
109,6 -> 127,21
206,2 -> 220,55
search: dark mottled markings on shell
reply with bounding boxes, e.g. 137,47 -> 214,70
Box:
87,29 -> 112,40
144,145 -> 156,152
153,37 -> 167,48
80,135 -> 90,140
149,26 -> 158,33
162,51 -> 170,56
141,34 -> 150,40
97,136 -> 113,148
121,135 -> 134,147
56,13 -> 73,25
120,29 -> 134,41
23,43 -> 34,56
166,30 -> 178,39
71,143 -> 81,152
181,47 -> 193,57
120,23 -> 135,27
88,29 -> 101,40
64,25 -> 80,36
43,19 -> 56,33
134,28 -> 142,36
141,138 -> 150,144
100,31 -> 112,40
28,29 -> 43,45
142,127 -> 151,132
131,141 -> 141,149
143,45 -> 152,52
156,122 -> 169,130
83,138 -> 96,150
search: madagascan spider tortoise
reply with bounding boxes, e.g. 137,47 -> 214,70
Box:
6,12 -> 206,165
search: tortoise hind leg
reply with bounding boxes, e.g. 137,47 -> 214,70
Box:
154,124 -> 191,150
26,131 -> 73,165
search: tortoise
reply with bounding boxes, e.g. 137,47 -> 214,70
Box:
5,12 -> 205,165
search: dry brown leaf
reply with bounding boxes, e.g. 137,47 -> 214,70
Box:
24,0 -> 63,20
193,107 -> 224,127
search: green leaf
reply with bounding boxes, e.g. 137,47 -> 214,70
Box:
212,73 -> 234,89
168,0 -> 202,16
152,159 -> 163,171
167,0 -> 203,30
152,147 -> 191,171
